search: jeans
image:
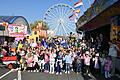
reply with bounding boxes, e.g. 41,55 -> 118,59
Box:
44,62 -> 49,71
101,65 -> 104,74
66,63 -> 70,72
111,56 -> 116,75
85,65 -> 90,74
56,62 -> 62,73
105,71 -> 110,78
76,63 -> 81,72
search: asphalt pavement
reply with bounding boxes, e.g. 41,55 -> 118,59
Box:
0,68 -> 120,80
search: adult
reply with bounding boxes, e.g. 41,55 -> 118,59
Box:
108,40 -> 120,76
17,40 -> 23,52
2,41 -> 9,54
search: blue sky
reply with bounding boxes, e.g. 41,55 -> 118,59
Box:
0,0 -> 94,23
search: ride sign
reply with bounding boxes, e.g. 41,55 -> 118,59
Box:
8,24 -> 27,37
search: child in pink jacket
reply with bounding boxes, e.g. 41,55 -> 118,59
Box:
83,51 -> 92,76
104,56 -> 112,78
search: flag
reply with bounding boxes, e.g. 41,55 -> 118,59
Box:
41,39 -> 48,48
69,13 -> 78,19
74,0 -> 83,8
43,41 -> 48,48
74,13 -> 79,18
74,9 -> 80,13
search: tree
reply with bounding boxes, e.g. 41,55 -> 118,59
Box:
30,20 -> 49,30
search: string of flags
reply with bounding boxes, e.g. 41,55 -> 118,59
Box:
69,0 -> 83,23
68,0 -> 97,22
74,0 -> 83,8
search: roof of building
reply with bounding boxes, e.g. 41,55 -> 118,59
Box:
0,16 -> 28,24
0,16 -> 31,35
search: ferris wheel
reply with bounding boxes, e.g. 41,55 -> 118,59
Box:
43,3 -> 77,36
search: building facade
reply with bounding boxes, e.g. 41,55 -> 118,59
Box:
76,0 -> 120,72
0,16 -> 31,44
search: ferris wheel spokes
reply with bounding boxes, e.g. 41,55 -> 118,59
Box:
44,3 -> 77,36
63,22 -> 75,34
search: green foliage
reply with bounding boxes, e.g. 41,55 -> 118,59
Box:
30,20 -> 49,30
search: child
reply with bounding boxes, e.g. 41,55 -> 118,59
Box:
83,51 -> 92,76
100,54 -> 105,74
56,50 -> 63,75
64,50 -> 72,74
38,50 -> 45,72
76,55 -> 81,74
93,53 -> 101,76
33,52 -> 39,72
49,49 -> 56,74
104,56 -> 112,78
44,49 -> 50,73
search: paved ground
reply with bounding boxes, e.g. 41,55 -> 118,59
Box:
0,68 -> 17,80
0,68 -> 120,80
22,71 -> 99,80
22,71 -> 85,80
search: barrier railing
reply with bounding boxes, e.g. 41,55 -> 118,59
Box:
0,68 -> 21,80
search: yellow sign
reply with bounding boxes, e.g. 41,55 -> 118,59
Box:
111,25 -> 120,41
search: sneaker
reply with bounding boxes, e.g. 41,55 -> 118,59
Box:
44,70 -> 47,73
108,74 -> 111,78
62,70 -> 65,72
60,72 -> 62,75
28,70 -> 30,72
56,72 -> 58,75
46,71 -> 49,73
52,72 -> 54,74
37,70 -> 39,72
65,71 -> 67,74
34,70 -> 36,72
88,73 -> 91,76
77,72 -> 79,74
68,71 -> 70,74
105,75 -> 108,78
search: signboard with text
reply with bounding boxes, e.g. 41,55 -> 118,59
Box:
8,24 -> 27,37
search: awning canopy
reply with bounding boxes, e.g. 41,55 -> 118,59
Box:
77,0 -> 120,32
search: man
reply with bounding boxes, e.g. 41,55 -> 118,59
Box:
108,40 -> 120,76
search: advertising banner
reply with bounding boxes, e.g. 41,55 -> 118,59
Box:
8,24 -> 27,37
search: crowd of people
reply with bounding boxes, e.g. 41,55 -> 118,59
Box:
0,34 -> 120,79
